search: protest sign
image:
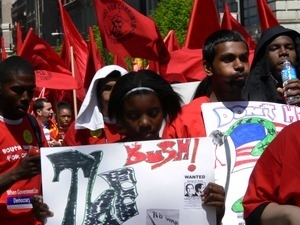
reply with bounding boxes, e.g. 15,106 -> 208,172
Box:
202,101 -> 300,225
41,137 -> 216,225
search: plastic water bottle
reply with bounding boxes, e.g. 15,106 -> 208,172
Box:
281,60 -> 299,104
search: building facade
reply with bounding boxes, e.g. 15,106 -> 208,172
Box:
1,0 -> 15,56
215,0 -> 300,40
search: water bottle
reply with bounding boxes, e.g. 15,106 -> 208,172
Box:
281,60 -> 299,104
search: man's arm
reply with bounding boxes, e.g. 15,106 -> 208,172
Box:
261,203 -> 300,225
0,155 -> 41,194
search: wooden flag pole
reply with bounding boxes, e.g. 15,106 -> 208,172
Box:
70,46 -> 78,118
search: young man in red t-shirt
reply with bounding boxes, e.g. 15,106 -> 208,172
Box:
0,56 -> 48,225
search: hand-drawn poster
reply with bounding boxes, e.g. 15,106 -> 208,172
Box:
41,137 -> 216,225
202,101 -> 300,225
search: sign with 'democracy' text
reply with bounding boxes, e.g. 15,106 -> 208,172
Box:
41,137 -> 216,225
202,101 -> 300,225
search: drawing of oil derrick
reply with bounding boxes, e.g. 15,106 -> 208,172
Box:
47,150 -> 95,225
47,150 -> 139,225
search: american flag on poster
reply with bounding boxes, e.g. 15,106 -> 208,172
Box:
201,101 -> 300,225
228,121 -> 286,173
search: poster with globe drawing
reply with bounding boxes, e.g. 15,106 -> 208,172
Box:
41,137 -> 216,225
201,101 -> 300,225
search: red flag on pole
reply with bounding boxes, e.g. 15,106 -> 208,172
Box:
93,0 -> 169,62
1,36 -> 7,60
221,3 -> 256,50
16,22 -> 23,55
164,30 -> 181,53
147,30 -> 180,75
257,0 -> 280,32
84,27 -> 104,89
19,28 -> 79,90
58,0 -> 88,101
113,55 -> 128,70
184,0 -> 220,49
88,27 -> 103,72
165,47 -> 206,83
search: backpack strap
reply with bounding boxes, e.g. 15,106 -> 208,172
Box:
26,113 -> 43,148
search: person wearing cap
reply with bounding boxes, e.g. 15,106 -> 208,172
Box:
242,25 -> 300,105
63,65 -> 128,146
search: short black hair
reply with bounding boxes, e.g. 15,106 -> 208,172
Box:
203,29 -> 248,65
33,98 -> 49,115
195,183 -> 203,191
57,101 -> 72,113
0,56 -> 35,84
108,69 -> 182,123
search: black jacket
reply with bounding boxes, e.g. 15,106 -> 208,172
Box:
242,25 -> 300,103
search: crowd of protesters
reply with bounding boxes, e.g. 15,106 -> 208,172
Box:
0,25 -> 300,225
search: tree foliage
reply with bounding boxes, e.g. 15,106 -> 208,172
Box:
150,0 -> 193,45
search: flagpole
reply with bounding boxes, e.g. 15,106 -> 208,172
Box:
70,46 -> 78,118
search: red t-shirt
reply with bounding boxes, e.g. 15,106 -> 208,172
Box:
63,121 -> 121,146
0,116 -> 47,225
162,96 -> 210,139
243,120 -> 300,220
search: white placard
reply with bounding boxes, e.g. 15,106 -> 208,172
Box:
202,101 -> 300,225
41,137 -> 216,225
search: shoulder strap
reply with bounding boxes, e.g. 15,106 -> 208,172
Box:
26,113 -> 43,148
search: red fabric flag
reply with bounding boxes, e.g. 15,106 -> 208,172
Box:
84,27 -> 104,89
164,47 -> 206,83
88,27 -> 103,72
94,0 -> 169,62
35,70 -> 79,90
164,30 -> 181,53
147,30 -> 180,76
58,0 -> 88,101
19,28 -> 79,90
184,0 -> 220,49
1,36 -> 7,60
257,0 -> 280,32
146,60 -> 159,74
113,55 -> 128,70
221,3 -> 256,50
16,22 -> 23,55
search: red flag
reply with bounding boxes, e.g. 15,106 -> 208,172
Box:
19,28 -> 79,90
257,0 -> 280,32
147,30 -> 180,75
1,36 -> 7,60
58,0 -> 88,101
184,0 -> 220,49
84,27 -> 104,89
164,47 -> 206,83
94,0 -> 169,62
113,55 -> 128,70
221,3 -> 256,50
146,60 -> 159,74
164,30 -> 181,53
35,70 -> 79,90
88,27 -> 103,72
16,22 -> 23,55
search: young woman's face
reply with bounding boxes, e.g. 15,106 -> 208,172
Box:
99,80 -> 117,117
121,92 -> 164,141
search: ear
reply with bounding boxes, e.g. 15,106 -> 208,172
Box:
36,109 -> 42,116
202,60 -> 213,77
